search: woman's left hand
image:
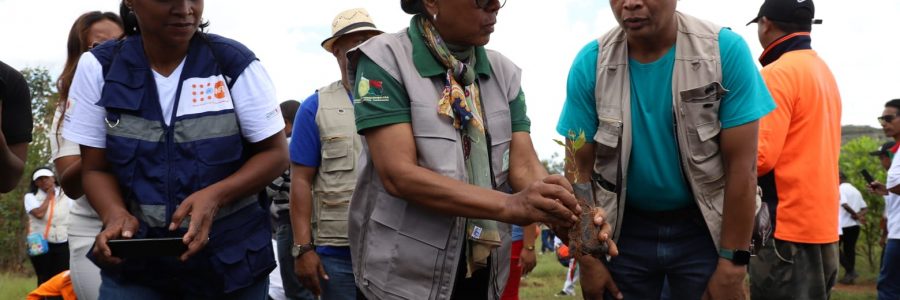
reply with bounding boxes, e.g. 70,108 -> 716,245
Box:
169,188 -> 221,261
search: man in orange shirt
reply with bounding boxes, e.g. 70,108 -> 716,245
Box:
747,0 -> 842,299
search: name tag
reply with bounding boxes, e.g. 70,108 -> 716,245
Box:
176,75 -> 233,117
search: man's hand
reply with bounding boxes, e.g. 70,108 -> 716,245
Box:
93,210 -> 140,266
294,251 -> 328,296
503,175 -> 580,228
579,255 -> 622,300
702,259 -> 747,300
520,246 -> 537,275
170,188 -> 221,261
550,204 -> 621,256
868,181 -> 888,196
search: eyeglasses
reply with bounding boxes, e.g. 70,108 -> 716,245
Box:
475,0 -> 506,9
878,114 -> 900,123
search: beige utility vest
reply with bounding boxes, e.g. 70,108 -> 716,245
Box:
27,188 -> 71,243
592,12 -> 739,251
348,30 -> 520,300
313,81 -> 361,247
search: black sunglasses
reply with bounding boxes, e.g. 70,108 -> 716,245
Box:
475,0 -> 506,9
878,114 -> 900,123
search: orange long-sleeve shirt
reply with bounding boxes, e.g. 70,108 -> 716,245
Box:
757,33 -> 842,244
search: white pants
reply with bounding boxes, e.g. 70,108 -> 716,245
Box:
562,259 -> 579,294
67,213 -> 103,300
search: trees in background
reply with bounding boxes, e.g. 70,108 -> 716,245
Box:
0,67 -> 57,272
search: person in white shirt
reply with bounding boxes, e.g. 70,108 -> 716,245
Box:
837,172 -> 867,284
61,1 -> 287,298
24,168 -> 72,286
867,99 -> 900,298
50,11 -> 124,300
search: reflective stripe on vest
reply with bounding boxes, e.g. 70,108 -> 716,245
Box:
91,33 -> 274,295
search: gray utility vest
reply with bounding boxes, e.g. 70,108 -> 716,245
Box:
592,12 -> 757,251
313,81 -> 361,247
348,30 -> 521,300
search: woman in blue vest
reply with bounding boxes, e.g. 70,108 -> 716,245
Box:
62,1 -> 289,299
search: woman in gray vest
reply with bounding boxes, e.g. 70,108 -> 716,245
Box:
347,1 -> 582,299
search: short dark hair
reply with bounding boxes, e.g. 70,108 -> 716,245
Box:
886,99 -> 900,112
280,100 -> 300,124
769,19 -> 812,34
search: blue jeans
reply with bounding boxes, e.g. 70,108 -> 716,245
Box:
605,207 -> 718,300
879,239 -> 900,300
541,229 -> 555,253
275,211 -> 316,300
99,272 -> 268,300
320,254 -> 357,300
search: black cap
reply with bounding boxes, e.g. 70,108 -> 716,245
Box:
870,141 -> 897,157
401,0 -> 424,14
747,0 -> 823,26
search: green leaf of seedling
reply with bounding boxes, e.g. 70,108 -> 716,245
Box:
553,139 -> 566,148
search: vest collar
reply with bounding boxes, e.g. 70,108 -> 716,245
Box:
759,32 -> 812,67
406,17 -> 492,79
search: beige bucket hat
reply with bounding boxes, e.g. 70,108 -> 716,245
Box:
321,8 -> 383,52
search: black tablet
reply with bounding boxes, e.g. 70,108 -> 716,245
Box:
108,237 -> 188,258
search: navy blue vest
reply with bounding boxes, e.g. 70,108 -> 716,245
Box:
91,33 -> 274,296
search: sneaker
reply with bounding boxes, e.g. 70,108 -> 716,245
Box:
555,290 -> 574,297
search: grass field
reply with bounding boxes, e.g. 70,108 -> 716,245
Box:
0,252 -> 880,299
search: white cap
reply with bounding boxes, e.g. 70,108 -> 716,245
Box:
32,169 -> 54,181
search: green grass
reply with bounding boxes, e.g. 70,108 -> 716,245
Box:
0,251 -> 880,299
0,272 -> 35,300
518,250 -> 878,300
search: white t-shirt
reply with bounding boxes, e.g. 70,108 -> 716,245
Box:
50,107 -> 98,219
268,239 -> 287,300
884,153 -> 900,239
838,182 -> 867,228
62,52 -> 284,149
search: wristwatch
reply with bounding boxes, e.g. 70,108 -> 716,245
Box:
718,248 -> 751,265
524,245 -> 535,251
291,243 -> 315,258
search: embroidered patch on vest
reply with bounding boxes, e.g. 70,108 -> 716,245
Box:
177,75 -> 234,117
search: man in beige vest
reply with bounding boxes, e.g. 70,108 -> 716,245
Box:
287,8 -> 382,300
556,0 -> 776,299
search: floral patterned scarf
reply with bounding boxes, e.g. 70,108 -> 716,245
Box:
417,15 -> 502,277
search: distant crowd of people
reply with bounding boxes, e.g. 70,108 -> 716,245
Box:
2,0 -> 899,300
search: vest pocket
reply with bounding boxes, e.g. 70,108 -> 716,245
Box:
208,206 -> 276,292
680,82 -> 724,162
105,135 -> 140,188
593,120 -> 622,183
364,191 -> 451,298
321,137 -> 353,172
316,192 -> 350,241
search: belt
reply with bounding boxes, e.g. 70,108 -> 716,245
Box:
625,205 -> 701,223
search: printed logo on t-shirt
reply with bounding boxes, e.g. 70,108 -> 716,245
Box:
176,75 -> 234,117
358,76 -> 389,102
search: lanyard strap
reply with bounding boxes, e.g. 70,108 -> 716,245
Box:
42,191 -> 56,239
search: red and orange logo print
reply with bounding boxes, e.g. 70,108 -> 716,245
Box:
190,80 -> 227,103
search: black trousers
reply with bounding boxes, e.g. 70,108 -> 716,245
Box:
839,225 -> 860,274
28,242 -> 70,285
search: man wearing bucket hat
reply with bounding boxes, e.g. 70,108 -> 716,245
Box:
288,8 -> 382,300
747,0 -> 842,298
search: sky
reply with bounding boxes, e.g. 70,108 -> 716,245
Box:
2,0 -> 899,160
